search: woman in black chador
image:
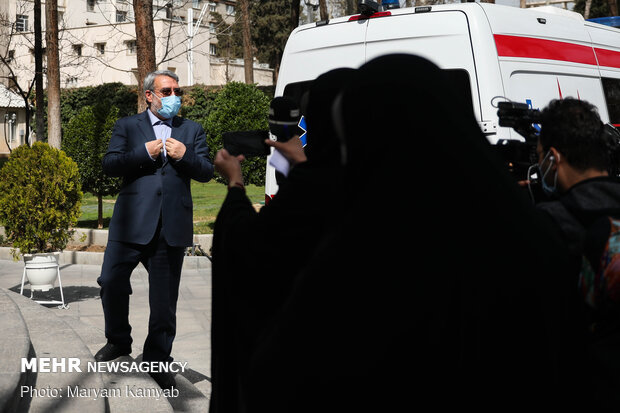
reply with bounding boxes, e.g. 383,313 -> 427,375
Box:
209,68 -> 354,413
242,54 -> 578,412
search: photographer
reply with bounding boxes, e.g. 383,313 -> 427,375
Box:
536,98 -> 620,254
209,68 -> 354,413
535,98 -> 620,409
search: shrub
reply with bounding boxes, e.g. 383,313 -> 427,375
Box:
37,83 -> 137,141
63,105 -> 121,228
181,84 -> 220,122
203,82 -> 271,186
0,142 -> 82,258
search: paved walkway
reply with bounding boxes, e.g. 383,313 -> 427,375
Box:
0,256 -> 213,399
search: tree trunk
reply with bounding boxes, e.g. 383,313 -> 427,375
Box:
608,0 -> 618,16
346,0 -> 357,14
45,0 -> 61,149
98,195 -> 103,229
291,0 -> 301,31
319,0 -> 329,20
34,0 -> 44,143
239,0 -> 254,84
585,0 -> 593,18
133,0 -> 156,113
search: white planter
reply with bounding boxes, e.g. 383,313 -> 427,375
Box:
23,252 -> 60,292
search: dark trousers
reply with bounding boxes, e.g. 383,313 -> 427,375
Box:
97,223 -> 185,362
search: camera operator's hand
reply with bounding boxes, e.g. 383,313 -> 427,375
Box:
265,136 -> 307,167
215,148 -> 245,188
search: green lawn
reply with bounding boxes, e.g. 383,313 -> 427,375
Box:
77,181 -> 265,234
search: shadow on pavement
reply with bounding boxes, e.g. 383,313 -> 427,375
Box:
8,285 -> 101,305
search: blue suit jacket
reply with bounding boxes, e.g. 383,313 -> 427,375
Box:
103,110 -> 213,247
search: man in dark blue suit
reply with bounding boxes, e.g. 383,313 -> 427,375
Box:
95,70 -> 213,389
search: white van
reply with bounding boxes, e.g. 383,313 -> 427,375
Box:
265,2 -> 620,201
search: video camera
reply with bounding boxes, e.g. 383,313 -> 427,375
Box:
495,101 -> 541,183
222,96 -> 302,158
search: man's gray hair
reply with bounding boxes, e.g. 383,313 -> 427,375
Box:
143,70 -> 179,92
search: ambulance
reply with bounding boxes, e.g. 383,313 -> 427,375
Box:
265,1 -> 620,201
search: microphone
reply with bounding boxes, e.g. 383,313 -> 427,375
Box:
269,97 -> 301,142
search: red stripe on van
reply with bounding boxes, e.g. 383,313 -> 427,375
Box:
348,11 -> 391,21
494,34 -> 597,66
594,47 -> 620,69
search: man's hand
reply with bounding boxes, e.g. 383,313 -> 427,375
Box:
165,137 -> 186,160
146,139 -> 164,159
214,149 -> 245,187
265,136 -> 307,167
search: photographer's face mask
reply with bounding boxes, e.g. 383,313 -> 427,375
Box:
539,150 -> 559,196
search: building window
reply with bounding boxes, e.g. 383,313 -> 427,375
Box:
73,44 -> 83,57
210,44 -> 217,56
87,0 -> 96,12
95,42 -> 106,55
66,77 -> 79,87
125,40 -> 136,55
7,50 -> 14,63
16,14 -> 28,32
209,22 -> 216,34
209,2 -> 216,12
116,10 -> 127,22
5,113 -> 17,144
193,0 -> 201,8
226,5 -> 235,15
29,47 -> 46,63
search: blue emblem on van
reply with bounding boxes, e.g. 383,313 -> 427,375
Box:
299,116 -> 308,147
526,99 -> 541,132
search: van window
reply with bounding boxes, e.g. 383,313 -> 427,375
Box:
443,69 -> 474,116
602,77 -> 620,126
283,80 -> 313,109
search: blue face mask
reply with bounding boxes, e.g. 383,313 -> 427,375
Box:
155,94 -> 181,119
540,150 -> 558,196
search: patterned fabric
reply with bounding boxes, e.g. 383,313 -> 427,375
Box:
580,217 -> 620,309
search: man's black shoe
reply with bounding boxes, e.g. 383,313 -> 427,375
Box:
94,343 -> 131,362
149,372 -> 177,390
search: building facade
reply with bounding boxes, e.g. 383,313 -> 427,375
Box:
1,0 -> 273,93
0,84 -> 28,157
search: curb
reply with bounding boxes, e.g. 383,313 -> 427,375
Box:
68,228 -> 214,252
0,228 -> 213,266
0,289 -> 31,413
0,247 -> 212,267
